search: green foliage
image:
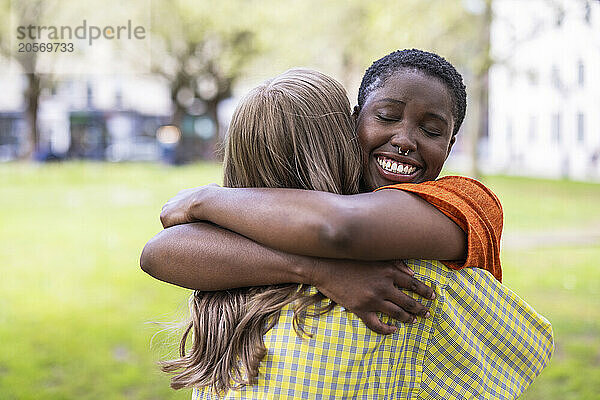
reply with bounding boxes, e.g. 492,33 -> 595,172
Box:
244,0 -> 482,98
0,162 -> 598,398
151,0 -> 264,105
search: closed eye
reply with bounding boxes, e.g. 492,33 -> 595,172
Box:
376,114 -> 400,122
421,127 -> 442,136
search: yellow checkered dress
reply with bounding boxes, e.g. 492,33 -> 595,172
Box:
192,260 -> 553,399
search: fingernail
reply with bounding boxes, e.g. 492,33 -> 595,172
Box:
430,292 -> 436,300
424,311 -> 430,318
406,268 -> 414,276
412,317 -> 417,324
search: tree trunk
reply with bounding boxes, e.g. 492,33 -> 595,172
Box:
170,89 -> 187,164
171,103 -> 186,128
205,99 -> 220,160
470,71 -> 489,179
470,0 -> 492,179
340,51 -> 354,92
170,82 -> 187,128
23,72 -> 41,160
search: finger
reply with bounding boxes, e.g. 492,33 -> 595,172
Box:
160,212 -> 168,228
386,291 -> 430,318
160,212 -> 178,228
393,260 -> 414,276
395,273 -> 436,300
357,312 -> 397,335
380,301 -> 416,323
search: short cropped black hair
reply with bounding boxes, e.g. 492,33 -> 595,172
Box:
358,49 -> 467,136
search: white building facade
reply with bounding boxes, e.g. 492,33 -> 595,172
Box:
488,0 -> 600,181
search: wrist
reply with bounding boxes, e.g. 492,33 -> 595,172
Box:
291,255 -> 321,286
188,185 -> 221,221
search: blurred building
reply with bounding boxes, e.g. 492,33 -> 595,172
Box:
0,74 -> 222,163
0,111 -> 27,161
488,0 -> 600,181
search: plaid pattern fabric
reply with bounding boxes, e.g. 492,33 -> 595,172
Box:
192,260 -> 553,399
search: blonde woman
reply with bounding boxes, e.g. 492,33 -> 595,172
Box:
143,53 -> 553,399
158,68 -> 367,394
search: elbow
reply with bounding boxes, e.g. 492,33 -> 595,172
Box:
318,222 -> 351,255
139,237 -> 159,277
316,205 -> 359,257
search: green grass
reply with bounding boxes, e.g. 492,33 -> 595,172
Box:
502,246 -> 600,400
482,175 -> 600,232
1,162 -> 599,399
0,162 -> 220,400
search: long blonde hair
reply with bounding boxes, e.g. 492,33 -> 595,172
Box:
161,69 -> 361,395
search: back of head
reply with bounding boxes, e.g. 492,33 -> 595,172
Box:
358,49 -> 467,136
164,69 -> 360,395
224,68 -> 361,195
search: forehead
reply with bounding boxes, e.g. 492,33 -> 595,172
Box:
367,70 -> 453,115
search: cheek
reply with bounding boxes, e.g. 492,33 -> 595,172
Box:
357,121 -> 386,153
429,147 -> 450,174
357,128 -> 372,159
421,141 -> 447,165
358,145 -> 370,169
357,130 -> 368,151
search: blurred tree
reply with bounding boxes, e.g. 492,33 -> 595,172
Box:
0,0 -> 498,165
0,0 -> 53,159
445,0 -> 494,179
151,0 -> 262,160
470,0 -> 493,179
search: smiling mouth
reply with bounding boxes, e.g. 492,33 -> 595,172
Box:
376,156 -> 419,175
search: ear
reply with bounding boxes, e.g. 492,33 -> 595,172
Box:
352,105 -> 360,121
445,135 -> 456,159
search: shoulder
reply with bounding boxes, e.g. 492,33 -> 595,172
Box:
378,175 -> 504,236
374,175 -> 504,234
376,175 -> 502,212
431,176 -> 503,214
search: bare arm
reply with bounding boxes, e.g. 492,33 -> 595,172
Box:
140,222 -> 310,290
160,186 -> 466,261
140,222 -> 435,334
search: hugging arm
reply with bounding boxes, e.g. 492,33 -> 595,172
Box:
140,222 -> 308,290
160,186 -> 466,262
140,222 -> 435,334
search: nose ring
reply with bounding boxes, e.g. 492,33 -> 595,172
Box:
397,146 -> 410,156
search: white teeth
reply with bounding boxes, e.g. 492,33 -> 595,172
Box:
377,157 -> 418,175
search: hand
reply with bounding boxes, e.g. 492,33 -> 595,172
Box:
309,258 -> 435,335
160,184 -> 220,228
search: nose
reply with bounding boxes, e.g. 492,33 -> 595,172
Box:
389,123 -> 417,153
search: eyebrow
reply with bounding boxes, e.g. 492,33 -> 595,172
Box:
373,98 -> 405,106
